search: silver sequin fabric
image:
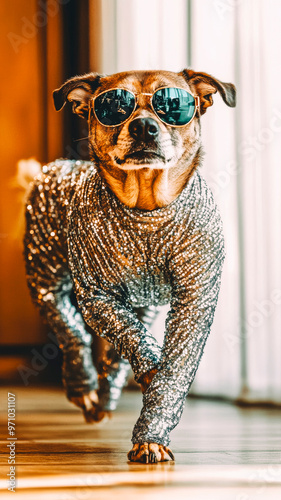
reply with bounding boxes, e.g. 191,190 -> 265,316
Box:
24,159 -> 225,446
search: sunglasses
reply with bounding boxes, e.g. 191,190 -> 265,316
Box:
91,87 -> 200,128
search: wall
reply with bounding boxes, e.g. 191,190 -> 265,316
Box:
0,0 -> 64,344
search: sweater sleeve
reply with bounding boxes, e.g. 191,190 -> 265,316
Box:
132,203 -> 225,446
67,215 -> 162,382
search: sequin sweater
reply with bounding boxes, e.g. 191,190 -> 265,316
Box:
25,159 -> 225,446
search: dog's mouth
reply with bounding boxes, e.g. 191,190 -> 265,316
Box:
115,149 -> 166,166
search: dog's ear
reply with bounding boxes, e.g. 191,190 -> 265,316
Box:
53,73 -> 102,118
182,69 -> 236,115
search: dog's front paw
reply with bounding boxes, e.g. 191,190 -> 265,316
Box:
69,390 -> 111,423
127,442 -> 174,463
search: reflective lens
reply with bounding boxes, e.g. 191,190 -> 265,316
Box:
152,87 -> 196,126
94,89 -> 136,126
93,87 -> 197,127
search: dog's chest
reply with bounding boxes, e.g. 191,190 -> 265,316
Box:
68,198 -> 177,307
65,168 -> 200,308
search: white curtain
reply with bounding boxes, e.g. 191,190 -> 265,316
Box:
90,0 -> 188,74
191,0 -> 281,404
89,0 -> 281,403
234,0 -> 281,402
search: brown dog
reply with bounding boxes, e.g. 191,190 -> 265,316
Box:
25,69 -> 236,463
54,69 -> 235,211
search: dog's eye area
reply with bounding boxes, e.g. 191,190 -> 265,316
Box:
152,88 -> 196,126
94,89 -> 136,126
93,87 -> 197,127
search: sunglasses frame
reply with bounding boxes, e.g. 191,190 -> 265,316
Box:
90,86 -> 200,128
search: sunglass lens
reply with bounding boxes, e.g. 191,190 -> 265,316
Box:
94,89 -> 135,126
152,88 -> 196,126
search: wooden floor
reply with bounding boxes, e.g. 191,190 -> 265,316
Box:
0,386 -> 281,499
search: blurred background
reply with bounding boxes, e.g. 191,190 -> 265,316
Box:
0,0 -> 280,405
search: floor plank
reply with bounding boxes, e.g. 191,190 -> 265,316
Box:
0,386 -> 281,498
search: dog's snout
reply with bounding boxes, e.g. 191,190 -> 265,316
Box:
129,118 -> 159,141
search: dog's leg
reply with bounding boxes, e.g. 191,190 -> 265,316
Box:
97,345 -> 130,411
25,213 -> 103,422
73,292 -> 162,421
128,212 -> 225,462
96,305 -> 161,411
34,278 -> 106,423
68,283 -> 162,389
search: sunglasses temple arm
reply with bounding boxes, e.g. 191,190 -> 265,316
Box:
88,99 -> 93,125
195,96 -> 201,117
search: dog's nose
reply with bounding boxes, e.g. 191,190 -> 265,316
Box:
129,118 -> 159,141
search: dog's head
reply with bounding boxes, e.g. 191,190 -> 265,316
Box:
53,69 -> 236,175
